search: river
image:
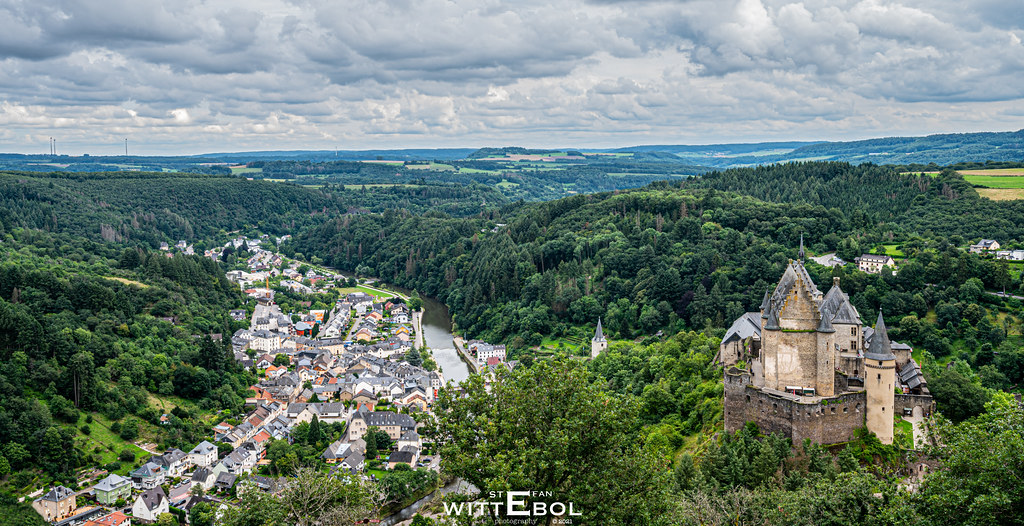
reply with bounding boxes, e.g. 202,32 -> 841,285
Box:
418,295 -> 471,385
385,286 -> 471,385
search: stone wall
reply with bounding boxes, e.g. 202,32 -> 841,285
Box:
725,369 -> 866,445
895,393 -> 935,417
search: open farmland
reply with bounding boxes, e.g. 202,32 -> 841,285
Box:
976,188 -> 1024,200
962,175 -> 1024,188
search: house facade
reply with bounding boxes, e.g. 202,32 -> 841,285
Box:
32,486 -> 76,522
131,487 -> 169,523
93,473 -> 131,505
854,254 -> 896,274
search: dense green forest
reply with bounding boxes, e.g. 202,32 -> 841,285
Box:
285,163 -> 1024,346
0,229 -> 255,493
0,172 -> 507,249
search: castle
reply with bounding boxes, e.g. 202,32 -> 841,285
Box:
719,246 -> 933,445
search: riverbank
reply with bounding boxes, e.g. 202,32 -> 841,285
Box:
453,336 -> 481,374
412,310 -> 424,349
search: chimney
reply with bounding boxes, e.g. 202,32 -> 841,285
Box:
833,277 -> 840,288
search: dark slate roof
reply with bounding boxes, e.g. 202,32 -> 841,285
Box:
593,318 -> 606,342
216,472 -> 237,488
721,312 -> 762,345
192,467 -> 212,482
759,287 -> 772,313
138,487 -> 167,511
865,311 -> 896,361
388,450 -> 415,464
831,300 -> 862,325
38,486 -> 74,502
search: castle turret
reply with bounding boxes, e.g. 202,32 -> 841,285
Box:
864,311 -> 896,444
591,318 -> 608,359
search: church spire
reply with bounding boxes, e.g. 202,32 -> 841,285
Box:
593,318 -> 606,342
798,234 -> 805,261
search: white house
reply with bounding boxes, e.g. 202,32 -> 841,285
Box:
854,254 -> 896,274
188,441 -> 219,468
132,487 -> 169,523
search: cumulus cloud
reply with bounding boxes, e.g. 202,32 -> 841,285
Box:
0,0 -> 1021,154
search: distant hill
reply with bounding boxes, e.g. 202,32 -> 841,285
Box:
193,148 -> 479,162
612,129 -> 1024,167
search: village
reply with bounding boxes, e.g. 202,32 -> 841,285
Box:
28,236 -> 513,526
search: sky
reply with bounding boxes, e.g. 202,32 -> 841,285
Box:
1,0 -> 1023,155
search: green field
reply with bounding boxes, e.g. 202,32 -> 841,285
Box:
75,412 -> 149,472
337,285 -> 404,300
963,175 -> 1024,188
496,180 -> 520,189
879,244 -> 905,257
230,166 -> 263,174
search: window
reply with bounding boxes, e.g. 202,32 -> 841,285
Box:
851,327 -> 856,335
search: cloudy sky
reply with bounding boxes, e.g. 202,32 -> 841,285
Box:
2,0 -> 1023,155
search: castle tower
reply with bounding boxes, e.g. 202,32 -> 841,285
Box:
591,318 -> 608,359
864,311 -> 896,444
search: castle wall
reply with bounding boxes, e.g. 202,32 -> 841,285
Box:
725,370 -> 866,445
895,393 -> 935,417
772,331 -> 820,391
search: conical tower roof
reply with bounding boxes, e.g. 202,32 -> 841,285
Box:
593,318 -> 606,342
865,311 -> 895,361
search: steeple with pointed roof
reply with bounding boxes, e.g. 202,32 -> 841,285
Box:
591,318 -> 608,359
798,233 -> 805,261
865,311 -> 896,361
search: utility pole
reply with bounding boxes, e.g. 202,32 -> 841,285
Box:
125,138 -> 128,156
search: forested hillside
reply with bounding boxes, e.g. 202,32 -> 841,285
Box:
688,162 -> 1024,239
0,228 -> 256,492
286,163 -> 1024,344
0,171 -> 507,250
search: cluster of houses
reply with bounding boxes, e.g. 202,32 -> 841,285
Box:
32,249 -> 447,524
970,238 -> 1024,260
813,238 -> 1021,277
32,439 -> 234,525
158,240 -> 195,257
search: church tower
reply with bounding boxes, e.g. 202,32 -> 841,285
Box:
591,318 -> 608,358
864,311 -> 896,444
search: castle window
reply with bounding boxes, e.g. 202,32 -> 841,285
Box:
843,407 -> 848,413
856,403 -> 861,411
746,395 -> 751,402
877,374 -> 881,381
851,327 -> 856,335
831,407 -> 836,413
